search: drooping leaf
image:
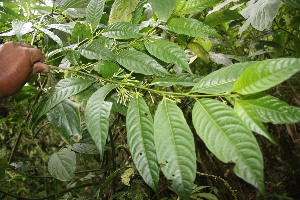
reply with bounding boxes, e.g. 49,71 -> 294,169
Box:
86,0 -> 105,31
177,0 -> 219,14
239,0 -> 281,34
241,94 -> 300,124
154,98 -> 196,199
56,0 -> 90,8
84,85 -> 117,159
152,74 -> 202,87
108,0 -> 140,24
126,95 -> 159,191
167,18 -> 220,38
102,22 -> 142,39
48,23 -> 75,34
79,38 -> 114,61
192,98 -> 265,195
47,99 -> 81,145
234,101 -> 277,145
233,58 -> 300,95
31,78 -> 93,127
116,49 -> 169,76
149,0 -> 176,21
38,27 -> 64,46
48,148 -> 76,181
144,38 -> 191,73
192,62 -> 255,94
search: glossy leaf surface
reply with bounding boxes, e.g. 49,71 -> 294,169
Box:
86,0 -> 105,31
126,95 -> 159,191
108,0 -> 140,24
177,0 -> 219,14
233,58 -> 300,94
192,98 -> 265,194
154,99 -> 196,199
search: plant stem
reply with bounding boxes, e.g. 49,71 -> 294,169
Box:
47,65 -> 226,98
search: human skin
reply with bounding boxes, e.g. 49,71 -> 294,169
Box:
0,42 -> 48,98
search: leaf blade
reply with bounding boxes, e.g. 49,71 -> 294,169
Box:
86,0 -> 105,31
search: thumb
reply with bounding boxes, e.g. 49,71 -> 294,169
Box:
31,62 -> 48,76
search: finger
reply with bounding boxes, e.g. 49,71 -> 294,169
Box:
31,62 -> 48,76
27,48 -> 44,63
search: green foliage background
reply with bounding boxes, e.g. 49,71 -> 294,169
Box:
0,0 -> 300,199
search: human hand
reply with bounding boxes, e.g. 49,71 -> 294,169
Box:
0,42 -> 48,98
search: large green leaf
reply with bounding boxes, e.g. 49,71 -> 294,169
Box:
177,0 -> 219,14
86,0 -> 105,31
102,22 -> 142,39
191,62 -> 255,94
241,94 -> 300,124
154,99 -> 196,199
84,85 -> 117,159
167,18 -> 220,38
56,0 -> 90,8
31,78 -> 93,127
48,148 -> 76,181
47,99 -> 81,145
234,101 -> 277,145
149,0 -> 176,21
144,38 -> 192,73
192,99 -> 265,195
132,0 -> 147,25
152,74 -> 202,87
233,58 -> 300,95
116,49 -> 169,76
79,39 -> 114,61
108,0 -> 140,24
94,60 -> 120,78
126,95 -> 159,191
38,27 -> 63,46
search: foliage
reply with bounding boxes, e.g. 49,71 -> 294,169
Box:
1,0 -> 300,199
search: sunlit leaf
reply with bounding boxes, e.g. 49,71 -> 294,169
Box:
116,49 -> 169,76
144,38 -> 191,73
108,0 -> 140,24
192,98 -> 265,195
177,0 -> 219,14
167,18 -> 220,38
154,98 -> 196,199
38,27 -> 63,46
233,58 -> 300,95
56,0 -> 90,8
126,95 -> 159,191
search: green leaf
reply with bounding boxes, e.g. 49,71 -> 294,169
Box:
47,99 -> 81,145
234,101 -> 277,145
144,38 -> 192,73
204,9 -> 242,27
152,74 -> 202,87
167,18 -> 220,38
86,0 -> 105,32
12,20 -> 33,40
31,78 -> 93,127
192,99 -> 265,195
69,130 -> 99,154
94,60 -> 120,78
233,58 -> 300,95
241,94 -> 300,124
149,0 -> 176,21
80,39 -> 114,61
126,95 -> 159,191
282,0 -> 300,8
108,0 -> 140,24
102,22 -> 142,39
71,22 -> 92,44
192,62 -> 255,94
84,85 -> 117,159
154,98 -> 196,199
0,158 -> 12,179
132,0 -> 147,25
38,27 -> 63,46
177,0 -> 219,14
48,148 -> 76,181
116,49 -> 169,76
56,0 -> 90,8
